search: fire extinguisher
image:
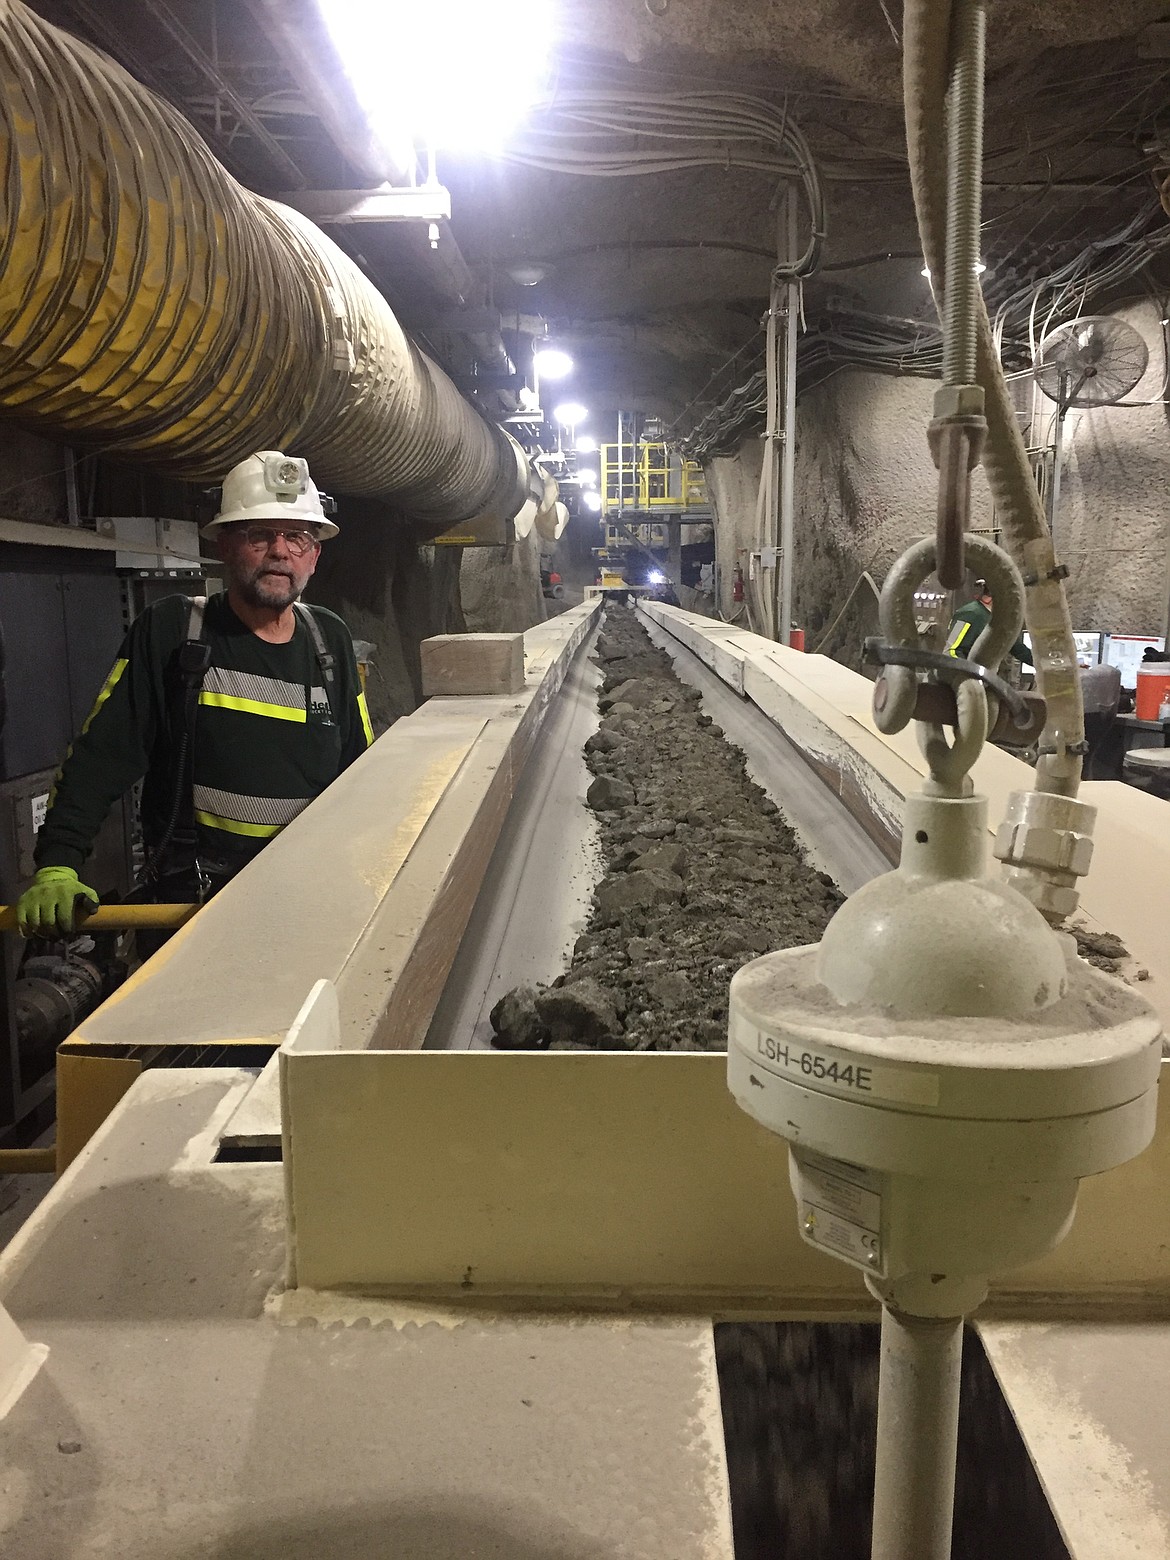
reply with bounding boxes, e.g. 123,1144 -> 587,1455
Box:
732,564 -> 744,603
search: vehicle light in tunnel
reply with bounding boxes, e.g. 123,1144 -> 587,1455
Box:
320,0 -> 554,153
647,570 -> 666,584
554,402 -> 589,426
534,348 -> 573,379
583,491 -> 602,512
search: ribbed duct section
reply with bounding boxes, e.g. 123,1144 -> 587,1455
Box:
0,0 -> 531,529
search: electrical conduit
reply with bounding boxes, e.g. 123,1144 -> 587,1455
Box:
0,0 -> 541,532
903,0 -> 1085,798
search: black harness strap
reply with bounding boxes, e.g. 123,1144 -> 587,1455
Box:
293,600 -> 340,725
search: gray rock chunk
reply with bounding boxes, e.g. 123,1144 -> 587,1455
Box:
715,826 -> 769,846
595,867 -> 684,924
625,935 -> 662,962
587,774 -> 635,811
584,728 -> 622,755
717,929 -> 749,957
632,841 -> 688,878
535,979 -> 623,1047
489,985 -> 549,1050
599,678 -> 657,711
645,970 -> 695,1009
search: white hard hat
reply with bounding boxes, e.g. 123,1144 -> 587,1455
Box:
201,451 -> 339,538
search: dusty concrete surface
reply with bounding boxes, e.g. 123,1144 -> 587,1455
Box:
715,1322 -> 1070,1560
460,529 -> 547,633
490,606 -> 842,1051
0,1070 -> 736,1560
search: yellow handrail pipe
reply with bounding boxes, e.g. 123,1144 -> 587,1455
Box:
0,904 -> 197,934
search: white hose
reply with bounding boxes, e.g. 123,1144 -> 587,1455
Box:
903,0 -> 1084,797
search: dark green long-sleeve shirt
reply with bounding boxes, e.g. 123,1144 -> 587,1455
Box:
945,599 -> 1033,668
36,592 -> 373,877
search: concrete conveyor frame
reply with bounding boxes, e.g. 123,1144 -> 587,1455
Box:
7,600 -> 1170,1557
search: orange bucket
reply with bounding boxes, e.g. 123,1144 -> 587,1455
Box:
1135,666 -> 1170,720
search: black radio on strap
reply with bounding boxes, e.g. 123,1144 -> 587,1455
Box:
293,600 -> 340,726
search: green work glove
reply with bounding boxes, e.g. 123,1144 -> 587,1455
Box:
16,867 -> 100,937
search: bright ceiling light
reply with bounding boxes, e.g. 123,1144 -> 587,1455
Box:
534,348 -> 573,379
921,262 -> 987,279
583,491 -> 603,512
554,401 -> 588,425
321,0 -> 554,155
578,469 -> 598,485
575,434 -> 598,453
517,385 -> 539,411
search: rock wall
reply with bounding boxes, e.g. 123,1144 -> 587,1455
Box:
703,297 -> 1170,665
309,506 -> 465,733
1,429 -> 69,523
706,440 -> 764,623
1043,299 -> 1169,636
459,529 -> 547,633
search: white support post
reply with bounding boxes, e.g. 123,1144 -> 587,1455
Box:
870,1307 -> 964,1560
778,188 -> 799,647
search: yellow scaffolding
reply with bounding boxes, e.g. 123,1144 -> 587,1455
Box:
599,442 -> 708,515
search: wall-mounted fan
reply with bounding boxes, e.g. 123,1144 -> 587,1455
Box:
1032,317 -> 1150,537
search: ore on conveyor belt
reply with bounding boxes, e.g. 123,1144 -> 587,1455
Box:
490,605 -> 844,1052
716,1322 -> 1070,1560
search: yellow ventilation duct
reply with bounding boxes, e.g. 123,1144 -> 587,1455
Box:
0,0 -> 541,531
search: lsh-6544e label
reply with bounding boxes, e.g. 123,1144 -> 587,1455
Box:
753,1031 -> 940,1107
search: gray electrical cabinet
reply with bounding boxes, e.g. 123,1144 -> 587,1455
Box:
0,533 -> 210,1142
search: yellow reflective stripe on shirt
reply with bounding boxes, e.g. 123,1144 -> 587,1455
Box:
50,658 -> 130,805
81,658 -> 128,734
945,622 -> 974,658
194,809 -> 283,839
357,690 -> 374,746
198,691 -> 307,723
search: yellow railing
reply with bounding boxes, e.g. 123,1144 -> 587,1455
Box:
599,443 -> 707,514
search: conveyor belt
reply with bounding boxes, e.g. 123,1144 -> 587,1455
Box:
426,608 -> 888,1052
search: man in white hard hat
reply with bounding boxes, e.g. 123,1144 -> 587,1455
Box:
18,451 -> 374,937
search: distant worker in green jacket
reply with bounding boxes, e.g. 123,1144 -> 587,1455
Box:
944,578 -> 1033,669
18,451 -> 374,937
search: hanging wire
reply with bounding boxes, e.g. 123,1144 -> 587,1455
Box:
507,88 -> 827,279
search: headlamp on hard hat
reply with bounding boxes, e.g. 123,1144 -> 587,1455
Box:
264,454 -> 310,501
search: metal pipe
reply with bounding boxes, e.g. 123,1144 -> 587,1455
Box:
0,0 -> 532,532
902,0 -> 1085,798
941,0 -> 984,389
778,189 -> 799,645
0,1147 -> 55,1174
761,268 -> 781,641
870,1307 -> 964,1560
137,0 -> 307,189
0,905 -> 197,934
